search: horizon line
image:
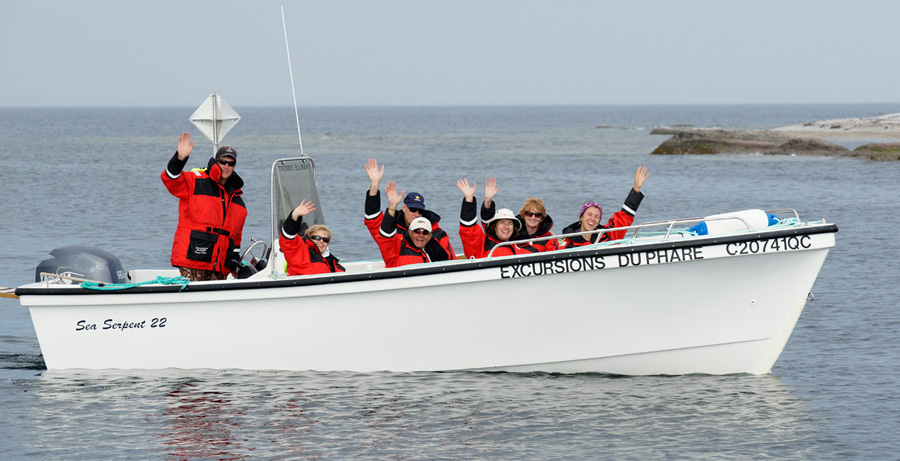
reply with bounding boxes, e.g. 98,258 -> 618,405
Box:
3,101 -> 900,110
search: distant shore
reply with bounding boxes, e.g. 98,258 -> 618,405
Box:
773,112 -> 900,139
651,113 -> 900,160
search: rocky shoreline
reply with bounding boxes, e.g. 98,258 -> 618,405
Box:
650,113 -> 900,161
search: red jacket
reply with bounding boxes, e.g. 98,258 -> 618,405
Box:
546,188 -> 643,251
376,235 -> 433,268
366,208 -> 434,268
279,225 -> 345,276
161,155 -> 247,275
364,191 -> 455,264
459,198 -> 537,259
481,202 -> 555,252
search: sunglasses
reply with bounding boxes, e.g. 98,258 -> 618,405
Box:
523,211 -> 544,218
411,229 -> 431,235
309,235 -> 330,243
217,158 -> 236,167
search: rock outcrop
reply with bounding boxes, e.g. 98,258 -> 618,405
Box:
650,113 -> 900,160
764,137 -> 851,156
651,129 -> 852,157
852,142 -> 900,161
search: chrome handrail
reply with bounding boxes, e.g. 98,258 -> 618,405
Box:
765,208 -> 800,221
487,222 -> 669,258
486,208 -> 801,258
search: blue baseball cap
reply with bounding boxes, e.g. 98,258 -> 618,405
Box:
404,192 -> 426,211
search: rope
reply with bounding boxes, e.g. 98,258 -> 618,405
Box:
777,217 -> 800,226
81,276 -> 191,292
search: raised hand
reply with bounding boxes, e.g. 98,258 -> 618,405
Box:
385,180 -> 404,209
176,132 -> 193,160
456,178 -> 477,201
634,166 -> 649,192
484,177 -> 499,206
290,199 -> 317,220
365,158 -> 385,195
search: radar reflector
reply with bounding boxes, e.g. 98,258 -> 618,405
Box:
190,92 -> 241,153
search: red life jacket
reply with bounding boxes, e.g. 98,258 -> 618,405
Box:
279,232 -> 346,276
545,188 -> 644,251
367,223 -> 432,268
545,209 -> 635,251
459,224 -> 537,259
365,191 -> 455,262
481,202 -> 555,252
162,156 -> 247,275
459,198 -> 537,259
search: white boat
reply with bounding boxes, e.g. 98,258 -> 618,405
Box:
13,154 -> 837,375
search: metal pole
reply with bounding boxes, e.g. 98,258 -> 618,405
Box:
281,6 -> 305,156
212,92 -> 220,155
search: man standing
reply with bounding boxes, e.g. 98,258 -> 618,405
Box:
161,132 -> 248,281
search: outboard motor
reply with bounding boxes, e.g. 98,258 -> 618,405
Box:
35,245 -> 128,284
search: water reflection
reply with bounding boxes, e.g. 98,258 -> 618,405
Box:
155,379 -> 248,459
14,370 -> 825,458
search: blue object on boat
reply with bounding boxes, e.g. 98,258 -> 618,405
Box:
688,222 -> 709,236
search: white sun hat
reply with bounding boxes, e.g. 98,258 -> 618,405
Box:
483,208 -> 521,233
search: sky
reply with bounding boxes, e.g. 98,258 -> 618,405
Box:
2,0 -> 899,107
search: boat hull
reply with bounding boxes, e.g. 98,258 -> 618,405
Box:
18,225 -> 835,374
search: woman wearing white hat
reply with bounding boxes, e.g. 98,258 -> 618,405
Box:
457,177 -> 539,259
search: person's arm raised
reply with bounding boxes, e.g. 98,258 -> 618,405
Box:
483,177 -> 499,209
177,132 -> 193,161
633,166 -> 649,193
385,181 -> 404,217
365,158 -> 385,196
457,178 -> 477,203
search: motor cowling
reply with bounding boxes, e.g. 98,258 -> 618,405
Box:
35,245 -> 128,284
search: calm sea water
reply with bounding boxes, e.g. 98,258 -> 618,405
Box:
2,104 -> 899,458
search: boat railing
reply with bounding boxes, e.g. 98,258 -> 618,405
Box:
633,208 -> 801,241
486,208 -> 801,258
765,208 -> 801,221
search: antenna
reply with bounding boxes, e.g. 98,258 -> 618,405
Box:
281,6 -> 305,157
